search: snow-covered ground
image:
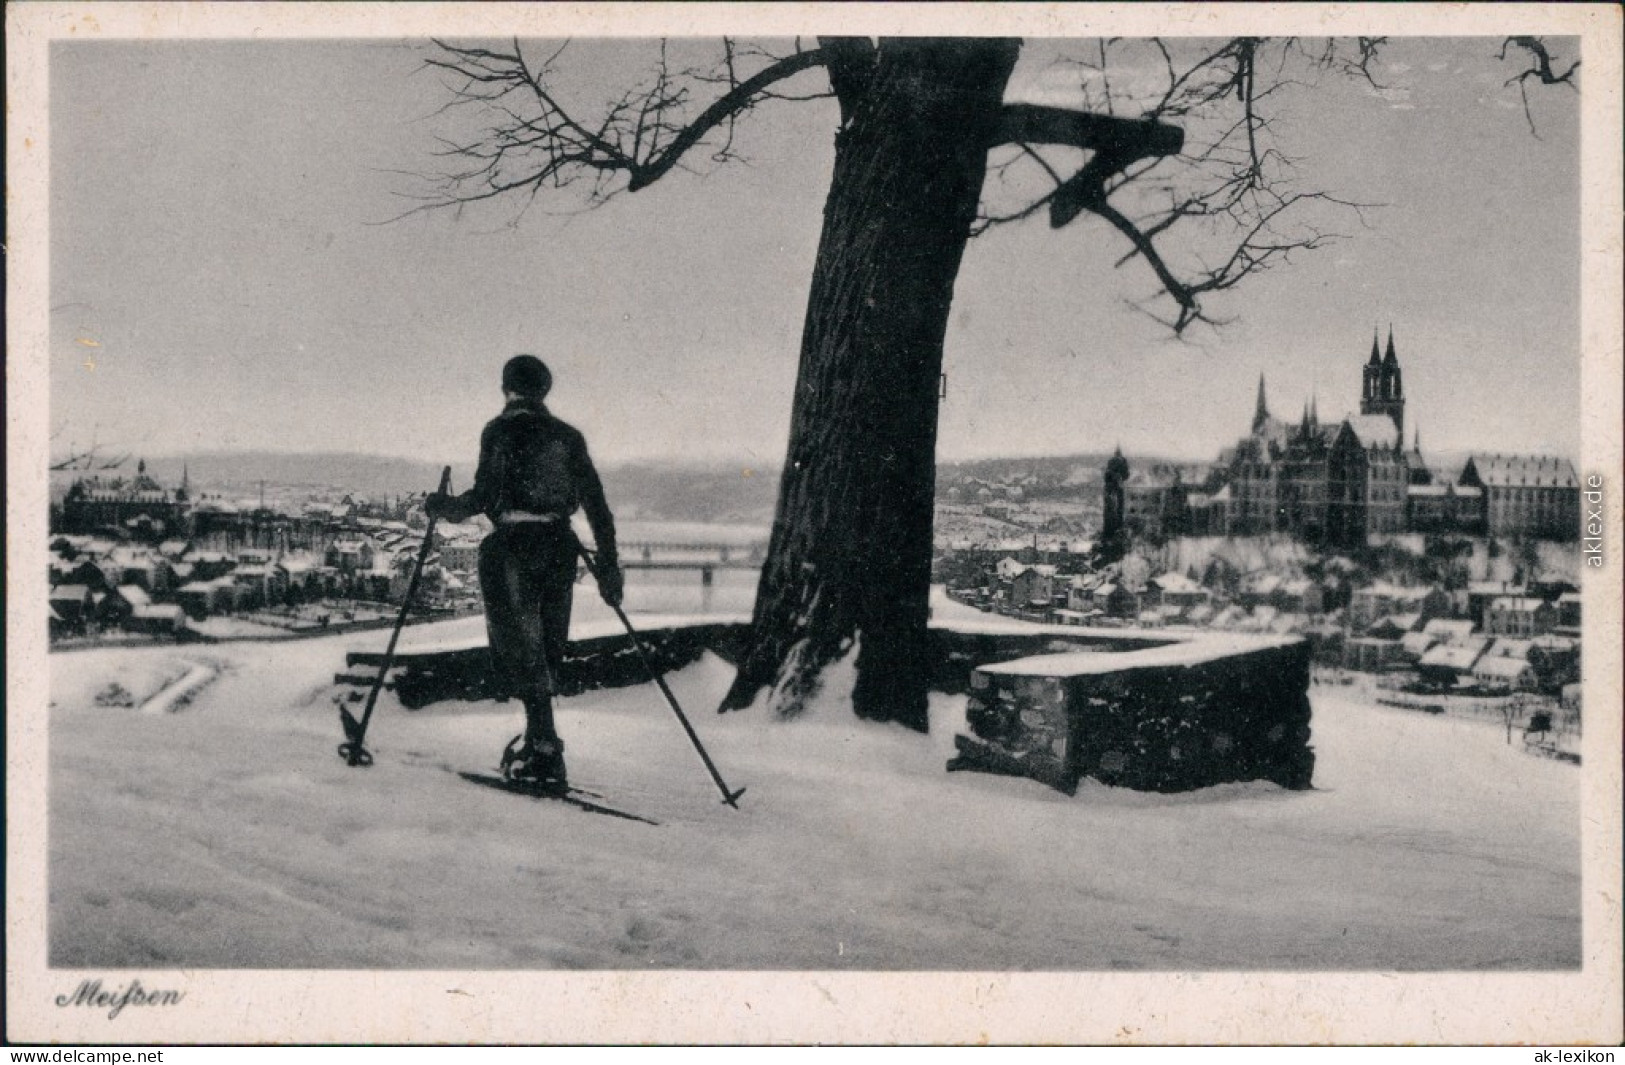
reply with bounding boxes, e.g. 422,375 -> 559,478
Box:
48,618 -> 1580,972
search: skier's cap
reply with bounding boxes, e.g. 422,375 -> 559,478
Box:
502,355 -> 552,397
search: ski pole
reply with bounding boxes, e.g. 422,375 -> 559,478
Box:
339,466 -> 451,767
581,546 -> 745,808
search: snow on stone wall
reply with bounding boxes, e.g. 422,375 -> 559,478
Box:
954,636 -> 1314,794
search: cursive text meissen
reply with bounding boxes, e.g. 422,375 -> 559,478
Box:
56,979 -> 185,1020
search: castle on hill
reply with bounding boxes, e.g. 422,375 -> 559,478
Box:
57,460 -> 193,542
1104,330 -> 1579,546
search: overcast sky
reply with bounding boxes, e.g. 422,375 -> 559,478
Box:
49,36 -> 1580,469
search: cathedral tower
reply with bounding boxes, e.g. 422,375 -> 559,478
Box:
1102,445 -> 1130,544
1360,326 -> 1405,438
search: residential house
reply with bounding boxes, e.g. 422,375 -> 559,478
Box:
1102,583 -> 1141,619
1527,635 -> 1580,691
1366,613 -> 1420,640
1402,618 -> 1476,662
1554,591 -> 1581,636
1239,573 -> 1282,609
97,584 -> 148,629
49,557 -> 116,594
1485,597 -> 1555,638
156,539 -> 191,559
1274,577 -> 1324,615
1008,565 -> 1059,615
1472,655 -> 1536,692
1421,618 -> 1476,644
1483,637 -> 1534,663
276,557 -> 321,602
231,562 -> 287,609
1343,636 -> 1402,672
1466,581 -> 1523,628
1416,637 -> 1489,688
126,603 -> 188,636
1148,572 -> 1210,613
326,538 -> 376,575
49,585 -> 95,635
1397,629 -> 1438,663
187,551 -> 238,582
175,578 -> 240,620
437,537 -> 482,574
1347,582 -> 1448,631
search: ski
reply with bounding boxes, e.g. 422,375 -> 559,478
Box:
457,771 -> 660,826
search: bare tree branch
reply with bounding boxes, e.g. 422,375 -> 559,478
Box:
978,37 -> 1395,333
404,39 -> 832,218
51,443 -> 130,472
629,46 -> 829,190
1498,36 -> 1580,137
411,35 -> 1569,340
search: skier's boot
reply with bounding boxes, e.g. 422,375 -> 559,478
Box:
522,737 -> 568,791
501,733 -> 567,790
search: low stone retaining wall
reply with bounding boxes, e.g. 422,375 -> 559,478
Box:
948,631 -> 1314,794
340,622 -> 748,709
338,617 -> 1315,795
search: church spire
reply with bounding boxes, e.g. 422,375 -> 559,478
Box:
1383,325 -> 1399,366
1252,373 -> 1269,433
1368,329 -> 1381,367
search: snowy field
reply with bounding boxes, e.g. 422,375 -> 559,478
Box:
47,594 -> 1579,971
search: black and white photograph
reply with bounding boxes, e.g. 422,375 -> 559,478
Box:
6,2 -> 1621,1047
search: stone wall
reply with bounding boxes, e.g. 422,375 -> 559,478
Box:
950,636 -> 1315,794
342,622 -> 748,709
339,618 -> 1314,797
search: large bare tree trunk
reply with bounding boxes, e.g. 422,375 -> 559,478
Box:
721,39 -> 1020,730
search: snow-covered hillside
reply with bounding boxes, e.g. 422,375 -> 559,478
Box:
48,615 -> 1578,970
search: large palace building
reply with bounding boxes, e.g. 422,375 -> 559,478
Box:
1106,331 -> 1579,546
57,460 -> 193,541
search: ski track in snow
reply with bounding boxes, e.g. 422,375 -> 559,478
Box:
46,611 -> 1581,971
138,661 -> 218,715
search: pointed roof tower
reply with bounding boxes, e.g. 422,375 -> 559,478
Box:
1105,444 -> 1129,483
1252,373 -> 1270,433
1383,325 -> 1399,366
1368,329 -> 1382,366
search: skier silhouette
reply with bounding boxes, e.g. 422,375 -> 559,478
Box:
426,355 -> 622,786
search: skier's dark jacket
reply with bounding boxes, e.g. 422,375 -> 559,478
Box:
439,396 -> 617,561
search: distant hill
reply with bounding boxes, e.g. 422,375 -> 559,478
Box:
52,448 -> 1252,523
601,462 -> 779,524
937,453 -> 1202,492
135,453 -> 479,499
93,451 -> 780,524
